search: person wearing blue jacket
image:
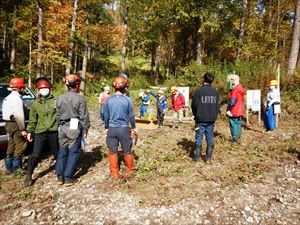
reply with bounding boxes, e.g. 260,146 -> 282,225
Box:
148,89 -> 167,127
103,77 -> 136,179
139,91 -> 150,118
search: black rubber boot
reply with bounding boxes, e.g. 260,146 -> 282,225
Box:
205,145 -> 214,163
192,145 -> 202,162
24,173 -> 33,187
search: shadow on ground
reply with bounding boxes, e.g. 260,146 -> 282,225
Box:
75,145 -> 104,178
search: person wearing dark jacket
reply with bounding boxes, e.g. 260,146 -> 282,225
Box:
24,77 -> 58,187
191,72 -> 219,162
148,89 -> 167,127
55,73 -> 90,186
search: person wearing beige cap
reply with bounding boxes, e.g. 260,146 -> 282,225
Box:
226,74 -> 245,142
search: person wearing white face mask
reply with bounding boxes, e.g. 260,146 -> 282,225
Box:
264,79 -> 280,132
24,77 -> 58,187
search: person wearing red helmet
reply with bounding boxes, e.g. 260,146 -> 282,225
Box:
103,77 -> 136,179
55,73 -> 90,186
2,77 -> 28,175
24,77 -> 58,187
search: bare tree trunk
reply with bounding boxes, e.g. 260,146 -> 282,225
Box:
274,0 -> 280,51
81,45 -> 88,94
195,16 -> 204,65
66,0 -> 78,75
2,29 -> 6,60
73,45 -> 78,71
50,63 -> 54,84
154,41 -> 161,84
287,0 -> 300,75
237,0 -> 247,60
28,38 -> 32,88
10,34 -> 16,70
37,1 -> 43,78
121,0 -> 128,73
10,5 -> 17,71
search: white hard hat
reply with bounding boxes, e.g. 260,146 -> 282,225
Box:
158,89 -> 164,94
139,92 -> 144,97
104,86 -> 110,91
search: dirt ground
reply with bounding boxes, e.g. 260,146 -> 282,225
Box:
0,110 -> 299,225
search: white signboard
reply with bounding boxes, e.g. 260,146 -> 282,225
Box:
177,87 -> 190,107
247,90 -> 261,112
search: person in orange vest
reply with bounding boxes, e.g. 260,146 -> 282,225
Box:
98,86 -> 110,124
171,86 -> 185,129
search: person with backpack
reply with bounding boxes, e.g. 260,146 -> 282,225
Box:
191,73 -> 219,163
2,78 -> 28,175
103,77 -> 136,179
24,77 -> 58,187
55,73 -> 90,186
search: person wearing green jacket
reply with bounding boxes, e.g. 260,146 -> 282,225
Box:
24,77 -> 58,187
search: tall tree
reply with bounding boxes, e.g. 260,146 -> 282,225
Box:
66,0 -> 79,75
237,0 -> 247,60
287,0 -> 300,75
121,0 -> 128,74
36,0 -> 43,78
10,4 -> 17,70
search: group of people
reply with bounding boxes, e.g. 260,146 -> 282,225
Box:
3,74 -> 90,187
137,87 -> 185,128
2,71 -> 280,185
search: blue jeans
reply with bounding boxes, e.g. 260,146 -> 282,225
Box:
55,135 -> 82,180
140,105 -> 148,117
264,105 -> 276,131
229,117 -> 242,140
194,122 -> 215,160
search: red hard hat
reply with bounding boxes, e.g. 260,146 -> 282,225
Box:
9,78 -> 26,88
112,77 -> 127,89
36,77 -> 51,90
64,73 -> 81,87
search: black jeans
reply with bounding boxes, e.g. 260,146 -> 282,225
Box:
27,131 -> 58,174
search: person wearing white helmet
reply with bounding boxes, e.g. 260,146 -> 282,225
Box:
264,79 -> 280,132
148,89 -> 167,127
98,86 -> 111,124
139,91 -> 150,118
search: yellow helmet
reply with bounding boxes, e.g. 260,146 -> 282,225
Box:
269,80 -> 278,86
171,86 -> 177,93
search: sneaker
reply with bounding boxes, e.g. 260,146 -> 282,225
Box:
64,178 -> 79,187
57,176 -> 64,185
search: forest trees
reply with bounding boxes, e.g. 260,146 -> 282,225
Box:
287,0 -> 300,75
0,0 -> 298,87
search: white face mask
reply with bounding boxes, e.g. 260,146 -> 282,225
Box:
39,88 -> 50,97
269,86 -> 275,90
